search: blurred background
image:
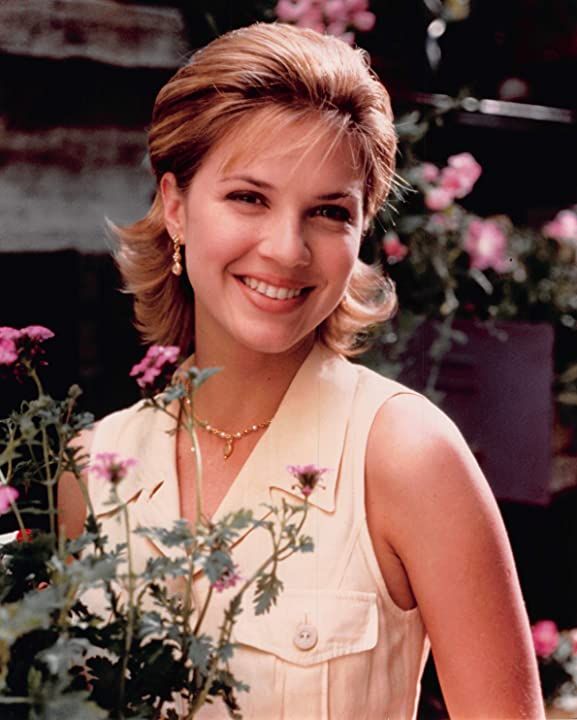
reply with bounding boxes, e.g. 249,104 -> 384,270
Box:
1,1 -> 576,715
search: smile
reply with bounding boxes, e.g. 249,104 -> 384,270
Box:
241,276 -> 306,300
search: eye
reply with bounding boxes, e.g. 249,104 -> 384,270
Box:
227,191 -> 267,206
314,205 -> 353,224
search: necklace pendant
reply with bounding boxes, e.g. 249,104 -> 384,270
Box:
223,439 -> 234,460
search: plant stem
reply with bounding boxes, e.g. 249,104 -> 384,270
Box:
118,498 -> 136,719
188,500 -> 310,718
30,368 -> 57,544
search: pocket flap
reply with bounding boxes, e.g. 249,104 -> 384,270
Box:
233,589 -> 378,667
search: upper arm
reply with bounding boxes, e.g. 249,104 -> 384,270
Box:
57,426 -> 95,540
366,394 -> 544,720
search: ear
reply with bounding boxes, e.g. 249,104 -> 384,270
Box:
160,173 -> 185,240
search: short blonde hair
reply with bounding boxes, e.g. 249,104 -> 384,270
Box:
115,22 -> 397,356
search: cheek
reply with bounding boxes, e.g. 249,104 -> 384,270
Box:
325,237 -> 360,278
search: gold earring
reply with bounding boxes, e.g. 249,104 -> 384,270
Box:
171,233 -> 183,276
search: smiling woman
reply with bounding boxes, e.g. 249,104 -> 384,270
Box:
58,21 -> 544,720
159,116 -> 366,356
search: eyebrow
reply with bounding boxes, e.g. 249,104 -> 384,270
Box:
220,174 -> 362,201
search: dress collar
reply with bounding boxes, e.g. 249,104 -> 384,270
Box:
120,343 -> 359,556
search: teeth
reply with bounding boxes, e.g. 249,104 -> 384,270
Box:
242,277 -> 304,300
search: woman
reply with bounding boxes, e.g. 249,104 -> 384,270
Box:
59,22 -> 544,719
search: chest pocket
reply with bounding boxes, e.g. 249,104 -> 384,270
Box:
231,589 -> 378,720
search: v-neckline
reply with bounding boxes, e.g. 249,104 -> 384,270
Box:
128,342 -> 355,561
168,343 -> 319,526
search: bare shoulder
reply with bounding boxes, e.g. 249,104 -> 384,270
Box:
365,392 -> 544,718
58,424 -> 98,539
366,391 -> 492,520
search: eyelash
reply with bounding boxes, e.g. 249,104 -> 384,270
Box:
227,192 -> 354,225
313,205 -> 352,224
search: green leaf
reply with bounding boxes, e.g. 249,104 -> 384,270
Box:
203,549 -> 233,584
138,612 -> 164,639
188,634 -> 213,674
253,573 -> 284,616
217,642 -> 236,662
135,519 -> 194,550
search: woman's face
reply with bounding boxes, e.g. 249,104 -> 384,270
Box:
161,118 -> 364,357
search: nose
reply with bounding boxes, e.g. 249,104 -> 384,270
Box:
257,213 -> 311,268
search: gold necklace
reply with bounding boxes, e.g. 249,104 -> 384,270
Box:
191,408 -> 272,460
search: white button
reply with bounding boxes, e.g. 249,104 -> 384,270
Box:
293,623 -> 318,651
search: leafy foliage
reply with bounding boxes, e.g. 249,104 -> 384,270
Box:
0,340 -> 315,719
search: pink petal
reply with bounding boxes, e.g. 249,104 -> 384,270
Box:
326,19 -> 347,36
344,0 -> 369,11
0,327 -> 21,342
447,152 -> 482,185
463,219 -> 509,271
382,231 -> 408,261
425,187 -> 453,211
0,340 -> 18,365
275,0 -> 313,22
323,0 -> 347,22
20,326 -> 55,342
0,485 -> 19,515
531,620 -> 559,658
351,10 -> 376,32
420,162 -> 440,183
440,166 -> 472,199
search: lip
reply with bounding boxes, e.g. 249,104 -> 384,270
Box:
234,275 -> 312,313
235,273 -> 311,291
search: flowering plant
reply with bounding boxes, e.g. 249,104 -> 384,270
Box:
273,0 -> 376,45
361,110 -> 577,420
0,329 -> 321,718
532,620 -> 577,713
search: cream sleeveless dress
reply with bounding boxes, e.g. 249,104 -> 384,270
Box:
87,343 -> 430,719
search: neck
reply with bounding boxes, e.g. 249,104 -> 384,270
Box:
189,334 -> 316,432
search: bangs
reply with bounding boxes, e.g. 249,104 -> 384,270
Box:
215,105 -> 369,197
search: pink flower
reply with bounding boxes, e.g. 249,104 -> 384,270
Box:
448,152 -> 482,185
212,565 -> 241,593
274,0 -> 375,41
324,0 -> 347,22
420,162 -> 440,183
0,325 -> 54,375
0,327 -> 22,343
351,10 -> 376,31
20,326 -> 55,342
532,620 -> 559,658
542,209 -> 577,244
425,187 -> 453,211
90,452 -> 137,485
439,153 -> 482,199
326,19 -> 347,36
344,0 -> 369,11
382,231 -> 408,263
0,485 -> 19,515
287,464 -> 330,498
0,338 -> 18,365
297,6 -> 325,32
275,0 -> 313,22
130,345 -> 180,392
463,219 -> 510,272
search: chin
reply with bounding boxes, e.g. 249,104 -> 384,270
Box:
233,328 -> 315,357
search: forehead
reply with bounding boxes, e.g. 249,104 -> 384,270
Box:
209,108 -> 366,190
